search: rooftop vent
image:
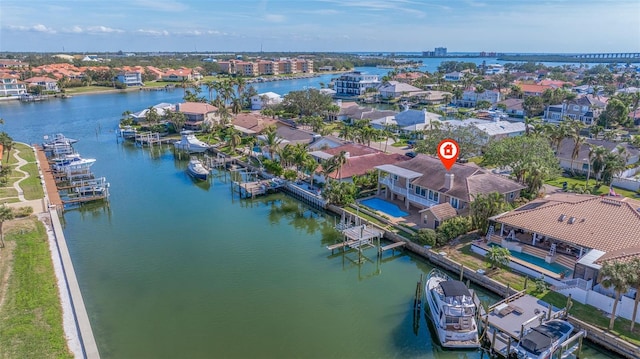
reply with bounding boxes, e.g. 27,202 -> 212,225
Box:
568,217 -> 576,224
558,214 -> 566,222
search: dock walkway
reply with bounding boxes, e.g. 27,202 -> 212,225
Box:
35,145 -> 63,207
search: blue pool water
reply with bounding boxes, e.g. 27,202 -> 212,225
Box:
361,198 -> 408,217
489,243 -> 572,275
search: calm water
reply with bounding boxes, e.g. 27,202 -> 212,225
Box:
0,72 -> 614,358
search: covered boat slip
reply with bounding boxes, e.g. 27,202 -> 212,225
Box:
519,321 -> 573,357
483,290 -> 585,358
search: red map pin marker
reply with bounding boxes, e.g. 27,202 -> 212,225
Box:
437,139 -> 460,171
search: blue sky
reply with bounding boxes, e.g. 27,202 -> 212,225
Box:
1,0 -> 639,53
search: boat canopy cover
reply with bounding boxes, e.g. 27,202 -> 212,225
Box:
439,280 -> 471,298
520,320 -> 572,355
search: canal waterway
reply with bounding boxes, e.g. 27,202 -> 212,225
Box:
0,71 -> 615,358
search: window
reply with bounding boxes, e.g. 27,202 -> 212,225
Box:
434,220 -> 440,229
509,192 -> 515,200
433,192 -> 439,202
450,197 -> 459,209
573,105 -> 579,111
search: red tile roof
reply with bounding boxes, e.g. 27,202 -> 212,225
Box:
177,102 -> 217,114
494,193 -> 640,253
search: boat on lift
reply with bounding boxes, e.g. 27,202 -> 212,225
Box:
187,157 -> 209,180
174,130 -> 211,153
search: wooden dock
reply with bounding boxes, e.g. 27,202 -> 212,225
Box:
231,178 -> 284,199
134,132 -> 173,146
482,290 -> 584,358
35,145 -> 63,208
379,241 -> 406,253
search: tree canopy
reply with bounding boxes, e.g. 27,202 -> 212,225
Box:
482,135 -> 560,196
277,88 -> 334,117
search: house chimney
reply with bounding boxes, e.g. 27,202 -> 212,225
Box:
444,173 -> 454,190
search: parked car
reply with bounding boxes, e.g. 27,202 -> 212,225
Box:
406,151 -> 416,158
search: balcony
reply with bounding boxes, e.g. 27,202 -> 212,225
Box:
380,178 -> 407,195
407,193 -> 439,208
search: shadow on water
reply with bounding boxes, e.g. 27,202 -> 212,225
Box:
62,200 -> 112,225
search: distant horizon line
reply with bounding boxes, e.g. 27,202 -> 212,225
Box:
2,50 -> 639,55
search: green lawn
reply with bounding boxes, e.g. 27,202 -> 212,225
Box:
0,219 -> 73,359
0,187 -> 18,198
65,86 -> 119,94
14,144 -> 36,162
20,163 -> 44,200
546,176 -> 639,198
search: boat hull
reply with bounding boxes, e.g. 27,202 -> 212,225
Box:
424,269 -> 480,349
187,159 -> 209,180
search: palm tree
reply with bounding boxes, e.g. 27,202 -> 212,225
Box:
382,124 -> 399,152
600,260 -> 632,330
263,125 -> 281,160
566,119 -> 586,175
333,151 -> 348,181
590,145 -> 608,182
627,258 -> 640,331
473,85 -> 485,108
0,204 -> 14,248
231,98 -> 243,115
303,156 -> 320,189
485,246 -> 510,270
206,81 -> 217,101
338,122 -> 355,142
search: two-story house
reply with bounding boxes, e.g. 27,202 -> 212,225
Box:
176,102 -> 219,130
24,76 -> 59,92
375,155 -> 525,229
114,71 -> 143,86
543,95 -> 607,125
377,81 -> 423,99
334,72 -> 380,96
457,88 -> 501,107
0,74 -> 27,96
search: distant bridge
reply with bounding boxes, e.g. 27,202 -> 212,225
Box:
571,53 -> 640,59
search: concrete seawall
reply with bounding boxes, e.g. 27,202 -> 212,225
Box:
48,208 -> 100,359
34,143 -> 100,359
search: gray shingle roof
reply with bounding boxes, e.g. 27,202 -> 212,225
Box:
394,155 -> 525,202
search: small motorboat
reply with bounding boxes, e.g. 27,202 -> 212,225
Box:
174,130 -> 211,153
512,319 -> 575,359
50,153 -> 96,172
187,158 -> 209,180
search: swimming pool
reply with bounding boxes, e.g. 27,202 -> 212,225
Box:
360,198 -> 408,217
489,243 -> 572,275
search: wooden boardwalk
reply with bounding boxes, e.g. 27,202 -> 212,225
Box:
34,145 -> 63,207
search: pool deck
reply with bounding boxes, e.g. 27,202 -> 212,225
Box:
473,241 -> 564,281
357,196 -> 423,228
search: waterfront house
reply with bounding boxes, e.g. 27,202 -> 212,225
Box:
443,118 -> 526,143
162,69 -> 193,82
231,113 -> 278,135
377,81 -> 423,99
250,92 -> 283,110
114,71 -> 143,87
485,193 -> 640,324
130,103 -> 175,122
176,102 -> 219,129
23,76 -> 59,92
375,155 -> 525,224
334,71 -> 380,96
543,95 -> 607,125
0,74 -> 27,96
310,143 -> 409,183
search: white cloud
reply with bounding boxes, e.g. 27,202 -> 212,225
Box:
264,14 -> 286,23
137,29 -> 170,36
6,24 -> 57,33
86,26 -> 124,34
61,26 -> 84,34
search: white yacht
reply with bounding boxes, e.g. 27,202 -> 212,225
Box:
174,131 -> 211,153
424,269 -> 480,348
50,153 -> 96,172
43,133 -> 77,149
513,319 -> 575,359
